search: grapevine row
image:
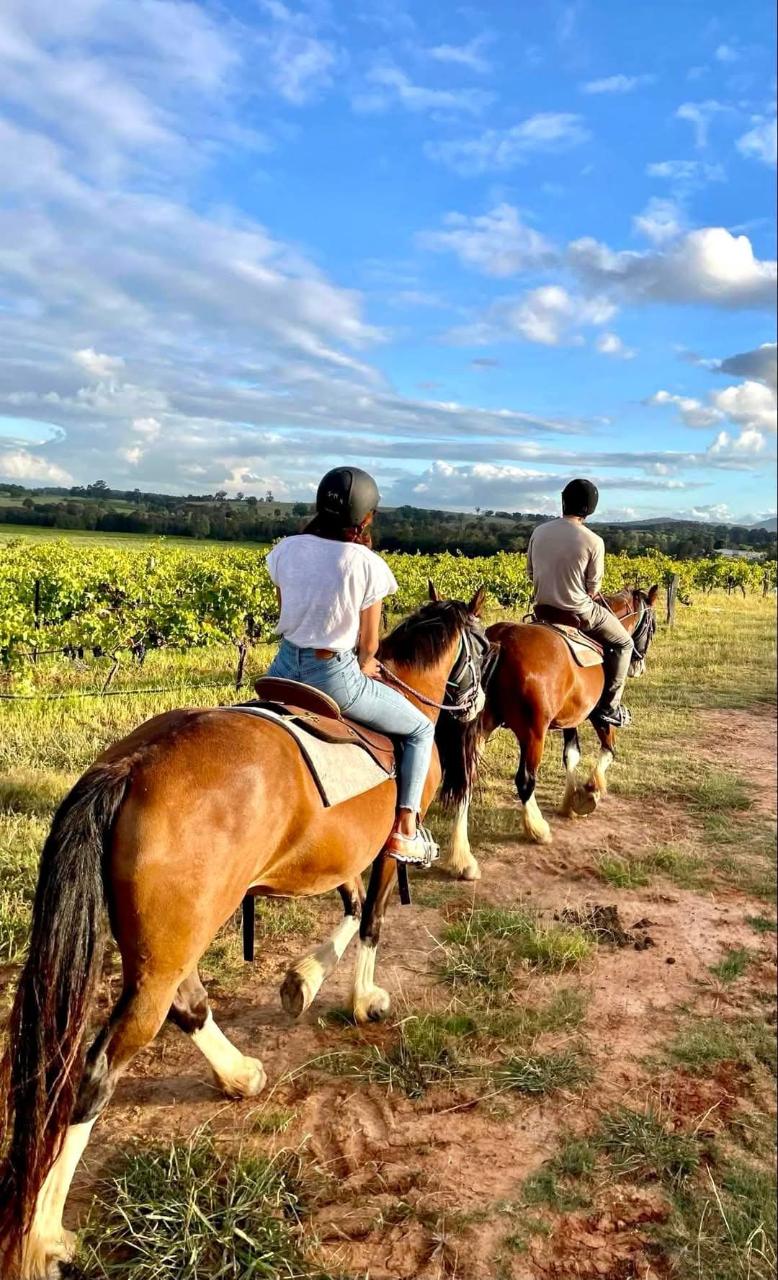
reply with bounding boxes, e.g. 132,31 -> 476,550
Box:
1,538 -> 774,677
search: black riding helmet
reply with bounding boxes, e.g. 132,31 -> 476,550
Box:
562,478 -> 599,518
316,467 -> 380,527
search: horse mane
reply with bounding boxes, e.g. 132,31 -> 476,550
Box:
380,598 -> 480,809
379,599 -> 470,671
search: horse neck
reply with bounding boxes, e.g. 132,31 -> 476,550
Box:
605,590 -> 639,633
381,634 -> 461,722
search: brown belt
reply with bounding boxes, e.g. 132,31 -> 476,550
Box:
314,648 -> 336,659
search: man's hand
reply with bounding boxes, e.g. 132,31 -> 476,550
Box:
359,655 -> 382,679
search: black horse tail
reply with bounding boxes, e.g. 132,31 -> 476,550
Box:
0,760 -> 131,1265
435,711 -> 483,808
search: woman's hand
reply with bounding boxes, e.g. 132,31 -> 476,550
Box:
359,655 -> 382,679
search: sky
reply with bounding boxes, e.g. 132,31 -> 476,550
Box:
0,0 -> 775,521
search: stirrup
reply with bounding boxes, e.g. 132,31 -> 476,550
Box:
386,824 -> 440,868
592,705 -> 632,728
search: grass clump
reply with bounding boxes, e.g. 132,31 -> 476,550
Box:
330,1013 -> 476,1098
78,1131 -> 336,1279
661,1159 -> 777,1280
596,1108 -> 700,1186
597,843 -> 708,891
498,1048 -> 591,1096
668,1017 -> 776,1077
746,914 -> 777,934
709,948 -> 755,984
440,907 -> 592,993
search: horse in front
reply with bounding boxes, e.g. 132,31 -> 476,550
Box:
0,590 -> 490,1280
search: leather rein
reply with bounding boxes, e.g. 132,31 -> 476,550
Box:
377,624 -> 494,716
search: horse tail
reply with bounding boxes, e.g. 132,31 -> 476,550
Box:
0,760 -> 132,1262
435,712 -> 483,808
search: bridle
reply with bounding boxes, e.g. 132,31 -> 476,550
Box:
627,596 -> 656,660
378,616 -> 496,718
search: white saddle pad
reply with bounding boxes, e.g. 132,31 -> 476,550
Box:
224,705 -> 395,807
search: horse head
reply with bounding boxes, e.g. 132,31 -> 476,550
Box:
628,583 -> 659,678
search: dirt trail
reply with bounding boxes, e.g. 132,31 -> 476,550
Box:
67,708 -> 776,1279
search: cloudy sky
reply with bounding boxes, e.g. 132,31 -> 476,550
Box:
0,0 -> 775,520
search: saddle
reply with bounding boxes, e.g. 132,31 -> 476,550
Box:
249,676 -> 396,775
528,606 -> 604,668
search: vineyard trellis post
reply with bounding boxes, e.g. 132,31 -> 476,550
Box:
666,573 -> 679,626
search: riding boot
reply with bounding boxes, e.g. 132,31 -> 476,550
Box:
593,643 -> 633,721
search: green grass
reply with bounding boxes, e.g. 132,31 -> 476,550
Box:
597,842 -> 709,891
596,1108 -> 700,1185
747,914 -> 778,934
497,1047 -> 591,1096
328,1013 -> 476,1098
709,948 -> 756,984
0,523 -> 270,548
668,1016 -> 777,1076
440,907 -> 593,993
78,1132 -> 337,1279
661,1159 -> 777,1280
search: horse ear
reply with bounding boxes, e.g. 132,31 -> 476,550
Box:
646,584 -> 659,606
428,579 -> 440,602
468,585 -> 486,616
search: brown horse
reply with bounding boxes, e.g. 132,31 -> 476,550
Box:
439,586 -> 659,880
0,591 -> 489,1280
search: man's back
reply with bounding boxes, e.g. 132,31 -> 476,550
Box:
527,518 -> 604,613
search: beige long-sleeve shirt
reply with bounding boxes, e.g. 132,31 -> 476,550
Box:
526,517 -> 605,612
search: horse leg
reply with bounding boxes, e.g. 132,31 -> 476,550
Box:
350,852 -> 397,1024
279,880 -> 363,1018
169,969 -> 266,1098
21,973 -> 182,1280
516,731 -> 552,844
441,790 -> 481,881
559,728 -> 582,817
589,721 -> 616,796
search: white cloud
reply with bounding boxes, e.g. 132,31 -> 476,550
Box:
427,34 -> 492,74
256,0 -> 340,106
737,117 -> 777,166
73,348 -> 125,378
354,64 -> 491,115
425,112 -> 590,175
676,100 -> 727,149
714,43 -> 739,63
508,287 -> 616,347
708,429 -> 765,456
417,203 -> 555,277
710,380 -> 777,434
632,197 -> 685,244
581,73 -> 654,94
646,159 -> 725,184
569,227 -> 776,308
0,446 -> 73,484
596,332 -> 636,359
648,390 -> 722,428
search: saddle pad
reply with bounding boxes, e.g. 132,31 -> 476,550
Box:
223,705 -> 395,807
531,621 -> 604,668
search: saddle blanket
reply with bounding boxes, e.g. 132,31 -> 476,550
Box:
532,621 -> 604,668
223,704 -> 395,807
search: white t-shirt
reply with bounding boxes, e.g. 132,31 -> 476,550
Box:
266,535 -> 398,651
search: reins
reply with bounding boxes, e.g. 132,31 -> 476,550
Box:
376,661 -> 467,711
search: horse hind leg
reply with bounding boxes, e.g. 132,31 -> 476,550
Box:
589,722 -> 616,797
559,729 -> 582,817
516,733 -> 552,845
21,974 -> 182,1280
170,969 -> 266,1098
280,881 -> 362,1018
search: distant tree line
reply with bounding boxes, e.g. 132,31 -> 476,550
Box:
0,482 -> 775,560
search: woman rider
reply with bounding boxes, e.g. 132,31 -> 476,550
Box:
265,466 -> 435,863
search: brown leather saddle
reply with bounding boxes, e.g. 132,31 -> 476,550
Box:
528,606 -> 604,665
247,676 -> 396,775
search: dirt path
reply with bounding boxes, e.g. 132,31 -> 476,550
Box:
68,708 -> 777,1279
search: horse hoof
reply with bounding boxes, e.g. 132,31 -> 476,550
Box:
353,987 -> 391,1024
213,1056 -> 266,1100
280,970 -> 309,1018
572,788 -> 599,817
19,1227 -> 76,1280
457,859 -> 481,881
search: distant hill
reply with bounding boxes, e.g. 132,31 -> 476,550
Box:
751,516 -> 777,531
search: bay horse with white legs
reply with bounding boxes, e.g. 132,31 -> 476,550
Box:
440,586 -> 659,882
0,590 -> 489,1280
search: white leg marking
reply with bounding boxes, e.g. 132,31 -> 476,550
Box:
351,940 -> 390,1024
522,792 -> 552,844
442,796 -> 481,880
21,1119 -> 96,1279
284,915 -> 360,1014
560,744 -> 582,816
592,747 -> 614,794
192,1011 -> 266,1099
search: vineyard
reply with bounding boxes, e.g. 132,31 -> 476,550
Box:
2,537 -> 775,683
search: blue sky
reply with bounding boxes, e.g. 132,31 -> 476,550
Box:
0,0 -> 775,520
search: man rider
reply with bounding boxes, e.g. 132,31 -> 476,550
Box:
526,478 -> 633,728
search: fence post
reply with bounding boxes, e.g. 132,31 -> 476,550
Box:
235,640 -> 248,691
666,573 -> 679,626
764,572 -> 771,598
32,578 -> 41,664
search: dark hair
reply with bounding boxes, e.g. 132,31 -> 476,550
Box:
300,512 -> 373,548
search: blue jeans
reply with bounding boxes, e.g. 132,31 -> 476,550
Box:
266,639 -> 435,814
